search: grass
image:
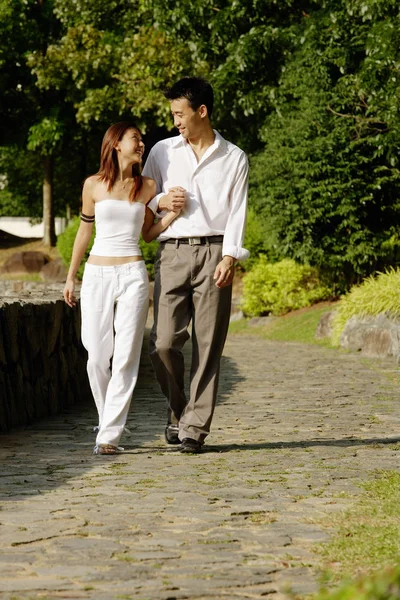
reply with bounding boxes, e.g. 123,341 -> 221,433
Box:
229,303 -> 335,345
311,566 -> 400,600
248,511 -> 278,524
0,272 -> 43,281
331,268 -> 400,345
227,301 -> 400,598
315,470 -> 400,586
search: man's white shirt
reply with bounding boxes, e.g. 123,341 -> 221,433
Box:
142,130 -> 249,261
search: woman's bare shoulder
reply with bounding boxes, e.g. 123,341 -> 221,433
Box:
84,174 -> 102,189
142,175 -> 156,188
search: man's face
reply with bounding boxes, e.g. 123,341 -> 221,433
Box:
170,98 -> 203,139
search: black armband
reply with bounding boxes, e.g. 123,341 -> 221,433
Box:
80,213 -> 95,223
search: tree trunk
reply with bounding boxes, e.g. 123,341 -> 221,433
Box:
42,155 -> 56,246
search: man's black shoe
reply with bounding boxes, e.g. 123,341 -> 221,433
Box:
180,437 -> 202,454
165,424 -> 180,445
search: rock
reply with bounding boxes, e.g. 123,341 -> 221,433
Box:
2,251 -> 50,274
362,328 -> 393,357
315,310 -> 334,339
40,258 -> 67,282
230,310 -> 244,322
0,280 -> 79,305
340,313 -> 400,359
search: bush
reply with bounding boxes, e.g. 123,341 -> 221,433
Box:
246,3 -> 400,292
242,208 -> 273,270
139,237 -> 158,280
331,267 -> 400,345
241,257 -> 331,317
57,217 -> 94,280
57,216 -> 159,280
314,566 -> 400,600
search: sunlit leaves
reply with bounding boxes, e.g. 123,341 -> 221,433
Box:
27,116 -> 64,155
249,0 -> 400,290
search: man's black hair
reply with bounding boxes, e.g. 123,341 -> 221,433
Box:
164,76 -> 214,118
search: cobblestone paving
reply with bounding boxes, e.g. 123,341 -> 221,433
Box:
1,332 -> 400,600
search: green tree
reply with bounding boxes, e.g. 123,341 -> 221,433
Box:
249,0 -> 400,290
139,0 -> 317,151
32,0 -> 319,150
0,0 -> 76,245
30,0 -> 209,136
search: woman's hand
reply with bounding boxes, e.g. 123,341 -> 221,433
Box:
170,208 -> 182,219
63,278 -> 76,308
142,206 -> 181,243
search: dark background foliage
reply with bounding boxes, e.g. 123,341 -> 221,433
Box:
1,0 -> 399,288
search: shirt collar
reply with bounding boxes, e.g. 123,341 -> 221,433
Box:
171,129 -> 226,151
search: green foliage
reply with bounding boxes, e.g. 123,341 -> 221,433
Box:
241,257 -> 331,316
32,2 -> 208,131
0,146 -> 43,217
249,0 -> 400,289
230,304 -> 332,346
3,0 -> 400,281
139,237 -> 158,280
141,0 -> 311,151
242,208 -> 274,269
315,471 -> 400,593
57,216 -> 94,279
314,566 -> 400,600
0,0 -> 83,243
0,142 -> 93,219
331,267 -> 400,345
27,116 -> 64,156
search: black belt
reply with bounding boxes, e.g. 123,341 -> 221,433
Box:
162,235 -> 223,246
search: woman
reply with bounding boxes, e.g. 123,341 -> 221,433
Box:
63,122 -> 179,455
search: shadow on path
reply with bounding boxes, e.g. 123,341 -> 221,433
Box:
1,332 -> 400,599
206,436 -> 400,453
0,330 -> 244,500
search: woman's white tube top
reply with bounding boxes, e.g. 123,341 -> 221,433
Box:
90,199 -> 145,257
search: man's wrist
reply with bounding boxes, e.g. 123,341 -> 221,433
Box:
222,255 -> 236,267
158,194 -> 168,211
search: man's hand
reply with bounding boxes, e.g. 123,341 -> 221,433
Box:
159,187 -> 186,212
214,256 -> 236,288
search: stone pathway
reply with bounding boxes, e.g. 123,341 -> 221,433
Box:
1,332 -> 400,600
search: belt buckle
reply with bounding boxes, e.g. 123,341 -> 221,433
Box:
188,237 -> 202,246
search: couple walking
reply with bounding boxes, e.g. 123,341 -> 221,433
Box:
63,77 -> 249,455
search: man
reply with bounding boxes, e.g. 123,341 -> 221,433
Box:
143,76 -> 249,453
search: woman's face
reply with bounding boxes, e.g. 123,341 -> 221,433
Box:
116,128 -> 144,163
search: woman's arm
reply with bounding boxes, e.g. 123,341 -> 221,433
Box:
63,178 -> 95,307
141,176 -> 181,243
142,206 -> 180,243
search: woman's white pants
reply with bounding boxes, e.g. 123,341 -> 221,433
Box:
80,262 -> 149,447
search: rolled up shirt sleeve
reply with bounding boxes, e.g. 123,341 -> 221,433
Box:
222,153 -> 250,261
146,193 -> 164,215
142,147 -> 161,190
142,147 -> 168,216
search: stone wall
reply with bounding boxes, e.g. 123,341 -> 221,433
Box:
0,282 -> 91,432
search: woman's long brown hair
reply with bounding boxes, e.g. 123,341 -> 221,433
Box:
97,122 -> 143,202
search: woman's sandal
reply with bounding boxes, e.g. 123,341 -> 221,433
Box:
93,444 -> 122,455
